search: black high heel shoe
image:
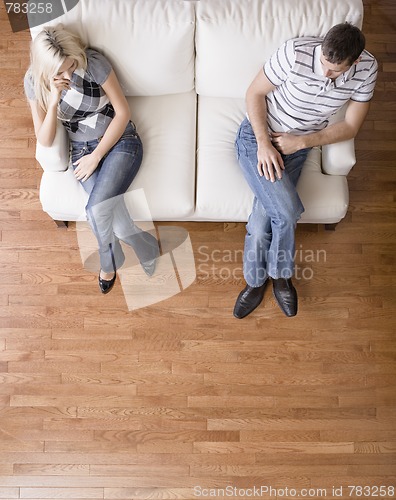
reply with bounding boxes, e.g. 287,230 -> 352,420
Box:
98,243 -> 117,294
98,272 -> 116,294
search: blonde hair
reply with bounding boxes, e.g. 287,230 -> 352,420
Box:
27,24 -> 87,112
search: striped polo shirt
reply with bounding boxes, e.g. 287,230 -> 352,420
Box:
263,37 -> 378,135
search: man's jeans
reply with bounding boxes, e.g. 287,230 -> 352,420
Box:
71,121 -> 159,274
235,117 -> 309,287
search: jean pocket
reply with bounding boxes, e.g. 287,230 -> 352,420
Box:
71,146 -> 87,165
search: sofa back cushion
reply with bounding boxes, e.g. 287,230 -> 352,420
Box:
30,0 -> 195,96
195,0 -> 364,98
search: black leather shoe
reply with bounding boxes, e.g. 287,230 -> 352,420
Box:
233,280 -> 268,319
272,278 -> 298,317
98,272 -> 116,294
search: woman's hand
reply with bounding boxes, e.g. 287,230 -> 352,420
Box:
48,76 -> 70,108
73,152 -> 101,182
257,141 -> 285,182
271,132 -> 305,155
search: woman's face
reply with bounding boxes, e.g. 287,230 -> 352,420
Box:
54,57 -> 77,81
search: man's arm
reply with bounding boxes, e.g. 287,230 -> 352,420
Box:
271,100 -> 371,155
304,100 -> 370,147
246,69 -> 285,182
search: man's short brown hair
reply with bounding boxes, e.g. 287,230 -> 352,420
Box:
322,22 -> 365,66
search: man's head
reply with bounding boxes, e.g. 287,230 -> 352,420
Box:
322,22 -> 365,68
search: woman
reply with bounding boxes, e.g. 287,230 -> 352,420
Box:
24,25 -> 159,294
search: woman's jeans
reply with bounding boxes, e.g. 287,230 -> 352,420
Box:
235,117 -> 310,287
71,121 -> 159,274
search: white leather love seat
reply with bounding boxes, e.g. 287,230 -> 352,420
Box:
31,0 -> 364,225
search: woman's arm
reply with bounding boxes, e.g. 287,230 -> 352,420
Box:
28,75 -> 71,147
89,69 -> 131,158
28,98 -> 58,147
73,69 -> 131,182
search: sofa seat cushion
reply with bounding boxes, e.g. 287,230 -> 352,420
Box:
126,92 -> 196,220
194,96 -> 348,223
39,91 -> 197,222
195,96 -> 253,221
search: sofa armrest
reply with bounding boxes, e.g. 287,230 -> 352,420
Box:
320,103 -> 357,176
321,138 -> 356,176
35,122 -> 70,172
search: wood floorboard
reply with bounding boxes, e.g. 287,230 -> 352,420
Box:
0,0 -> 395,498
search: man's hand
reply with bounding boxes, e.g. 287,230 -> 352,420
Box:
73,152 -> 101,182
257,141 -> 284,182
271,132 -> 305,155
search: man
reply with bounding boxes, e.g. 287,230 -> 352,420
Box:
233,23 -> 377,319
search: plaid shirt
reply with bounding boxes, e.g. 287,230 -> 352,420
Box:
25,49 -> 115,142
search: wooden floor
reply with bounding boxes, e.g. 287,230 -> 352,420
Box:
0,1 -> 395,499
